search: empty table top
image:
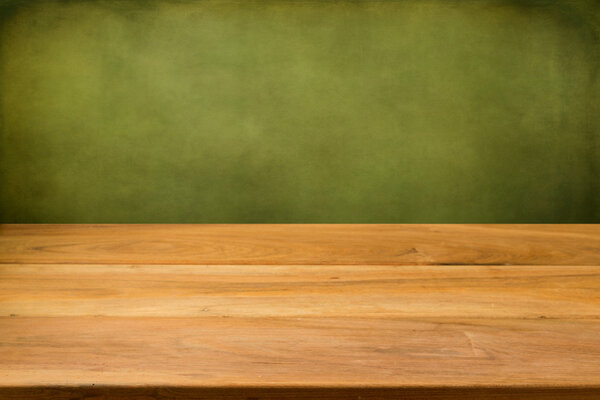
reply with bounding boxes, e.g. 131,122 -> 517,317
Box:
1,224 -> 599,399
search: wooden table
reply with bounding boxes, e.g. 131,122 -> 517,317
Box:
1,224 -> 599,399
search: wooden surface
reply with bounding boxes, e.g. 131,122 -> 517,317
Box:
1,224 -> 599,265
1,225 -> 599,399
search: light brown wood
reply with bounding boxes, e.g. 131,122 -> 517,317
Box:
2,316 -> 600,387
1,224 -> 599,265
1,224 -> 599,399
1,264 -> 599,318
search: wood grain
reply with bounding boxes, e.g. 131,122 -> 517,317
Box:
1,224 -> 599,265
1,224 -> 599,399
1,264 -> 599,318
1,316 -> 600,387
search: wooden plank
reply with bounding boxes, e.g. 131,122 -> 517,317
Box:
1,264 -> 599,318
1,224 -> 599,265
1,316 -> 600,388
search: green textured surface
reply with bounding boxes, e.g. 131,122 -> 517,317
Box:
0,0 -> 598,222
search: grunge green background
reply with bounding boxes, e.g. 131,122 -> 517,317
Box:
0,0 -> 598,222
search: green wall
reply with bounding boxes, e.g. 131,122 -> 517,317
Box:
1,0 -> 598,222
